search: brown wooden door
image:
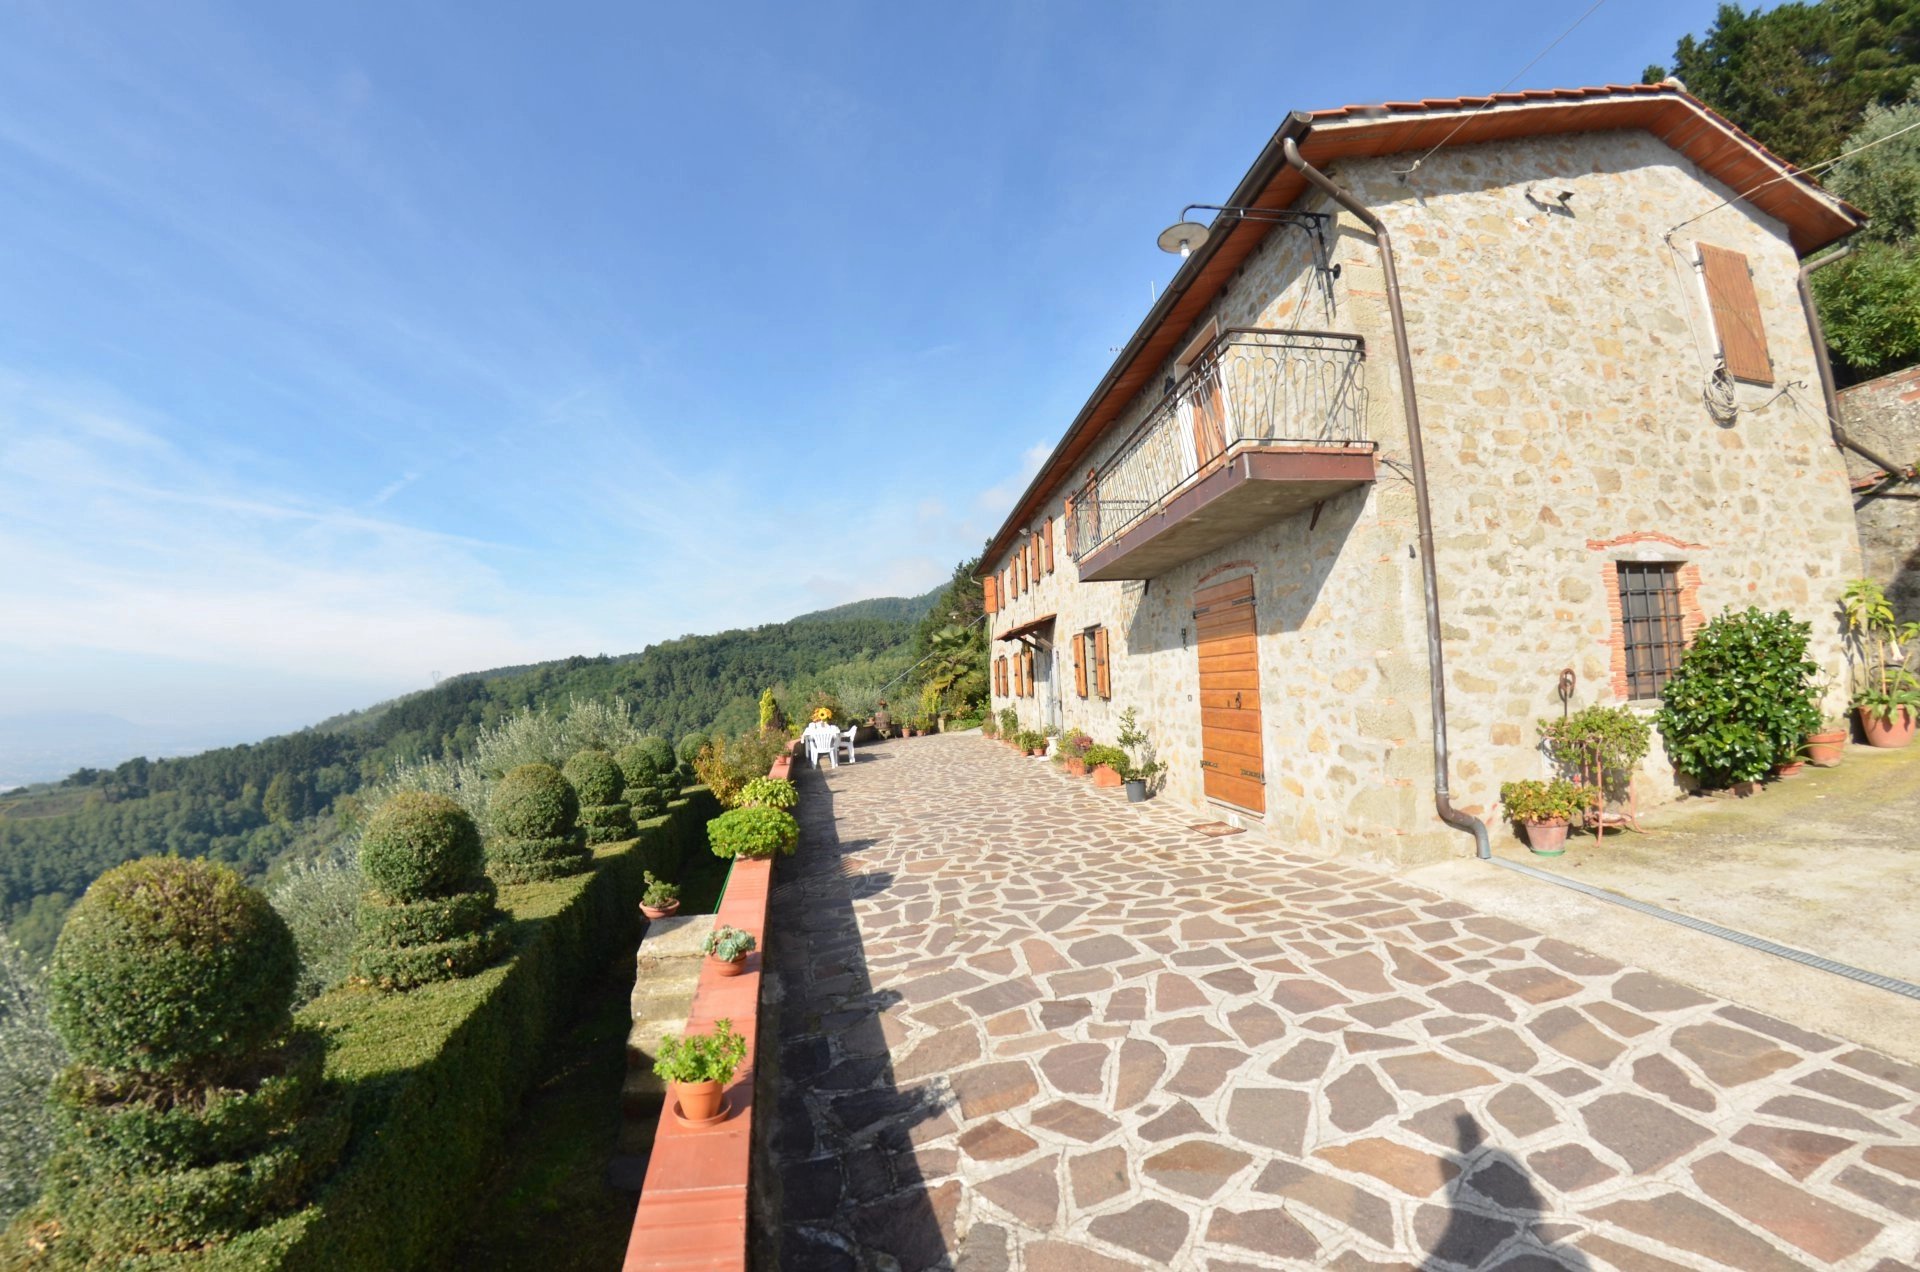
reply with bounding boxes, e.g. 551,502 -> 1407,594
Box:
1189,377 -> 1227,472
1195,574 -> 1264,813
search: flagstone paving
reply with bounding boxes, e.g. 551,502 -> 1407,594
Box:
760,733 -> 1920,1270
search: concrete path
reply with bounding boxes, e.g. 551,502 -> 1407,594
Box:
760,733 -> 1920,1270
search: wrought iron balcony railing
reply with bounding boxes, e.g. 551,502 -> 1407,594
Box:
1068,328 -> 1368,562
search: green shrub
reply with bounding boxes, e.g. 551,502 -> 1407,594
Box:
354,887 -> 498,948
269,847 -> 362,1007
561,749 -> 625,807
1083,744 -> 1129,776
1655,607 -> 1822,788
1498,778 -> 1597,823
706,807 -> 799,860
358,793 -> 483,902
998,706 -> 1019,736
486,765 -> 587,885
629,785 -> 669,819
489,764 -> 578,840
0,929 -> 64,1228
652,1019 -> 747,1086
48,858 -> 298,1089
616,738 -> 673,789
352,928 -> 511,992
578,801 -> 637,846
641,872 -> 679,909
677,733 -> 710,766
737,777 -> 796,810
1538,705 -> 1650,802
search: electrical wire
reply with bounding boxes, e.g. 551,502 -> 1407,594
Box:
1665,113 -> 1920,237
1394,0 -> 1613,179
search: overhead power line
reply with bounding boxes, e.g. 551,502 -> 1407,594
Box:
1665,114 -> 1920,238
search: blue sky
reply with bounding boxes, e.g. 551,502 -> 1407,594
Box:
0,0 -> 1723,744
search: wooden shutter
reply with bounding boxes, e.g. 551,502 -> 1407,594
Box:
1019,549 -> 1028,595
1699,244 -> 1773,385
1073,632 -> 1088,697
1063,496 -> 1077,555
1024,648 -> 1036,697
1043,520 -> 1055,574
983,575 -> 999,615
1094,628 -> 1111,699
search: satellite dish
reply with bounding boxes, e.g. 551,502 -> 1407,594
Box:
1157,220 -> 1211,258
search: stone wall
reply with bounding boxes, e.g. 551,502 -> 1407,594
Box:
1837,365 -> 1920,618
988,127 -> 1864,872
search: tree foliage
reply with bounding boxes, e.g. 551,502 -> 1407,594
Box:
1812,83 -> 1920,375
1645,1 -> 1920,169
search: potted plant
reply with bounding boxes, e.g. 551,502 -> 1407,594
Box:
1806,714 -> 1849,767
640,871 -> 681,920
1773,747 -> 1807,779
1055,731 -> 1091,777
1654,607 -> 1823,791
1115,708 -> 1162,803
1538,705 -> 1651,839
653,1017 -> 748,1126
704,924 -> 757,976
999,707 -> 1021,751
1842,579 -> 1920,748
1499,779 -> 1598,856
981,714 -> 998,740
1084,744 -> 1128,788
1015,729 -> 1045,756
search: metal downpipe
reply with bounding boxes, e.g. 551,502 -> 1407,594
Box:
1798,247 -> 1915,480
1282,137 -> 1491,860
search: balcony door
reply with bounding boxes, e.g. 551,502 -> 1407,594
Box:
1194,573 -> 1265,814
1178,321 -> 1227,474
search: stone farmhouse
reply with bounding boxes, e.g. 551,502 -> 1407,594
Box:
981,83 -> 1868,868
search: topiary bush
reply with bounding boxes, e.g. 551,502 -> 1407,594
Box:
486,764 -> 590,884
1655,607 -> 1823,789
564,749 -> 636,846
37,858 -> 346,1255
49,857 -> 298,1088
353,793 -> 506,992
707,806 -> 800,860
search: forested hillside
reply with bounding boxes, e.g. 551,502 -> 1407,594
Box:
0,602 -> 949,959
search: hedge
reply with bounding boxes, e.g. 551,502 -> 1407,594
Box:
3,787 -> 720,1270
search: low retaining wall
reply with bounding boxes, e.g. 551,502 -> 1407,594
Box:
622,752 -> 791,1270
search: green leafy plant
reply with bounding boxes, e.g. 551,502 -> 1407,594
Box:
706,806 -> 800,859
980,714 -> 998,738
1499,779 -> 1598,824
738,777 -> 797,810
1538,705 -> 1651,803
1842,578 -> 1920,721
1655,607 -> 1823,788
652,1018 -> 748,1086
355,793 -> 505,991
1083,744 -> 1131,777
702,926 -> 757,962
486,763 -> 589,883
998,706 -> 1019,737
641,872 -> 680,909
1015,729 -> 1044,753
1057,731 -> 1090,760
1116,707 -> 1164,781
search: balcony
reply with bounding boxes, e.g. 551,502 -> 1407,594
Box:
1068,328 -> 1374,582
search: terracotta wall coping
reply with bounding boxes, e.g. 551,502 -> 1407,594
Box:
623,753 -> 791,1269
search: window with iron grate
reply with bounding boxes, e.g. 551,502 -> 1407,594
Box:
1617,562 -> 1686,699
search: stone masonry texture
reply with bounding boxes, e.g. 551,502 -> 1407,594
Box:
986,127 -> 1865,871
757,735 -> 1920,1270
1837,364 -> 1920,620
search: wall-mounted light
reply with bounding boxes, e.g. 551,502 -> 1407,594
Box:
1156,204 -> 1332,258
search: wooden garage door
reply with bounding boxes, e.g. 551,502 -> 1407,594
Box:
1195,574 -> 1265,814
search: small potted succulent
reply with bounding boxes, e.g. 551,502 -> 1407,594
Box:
1805,715 -> 1849,767
704,924 -> 757,976
1084,744 -> 1128,788
1498,779 -> 1598,856
653,1017 -> 748,1126
640,871 -> 681,920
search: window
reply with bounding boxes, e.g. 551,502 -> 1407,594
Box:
1698,244 -> 1773,385
1617,563 -> 1686,699
1078,626 -> 1111,700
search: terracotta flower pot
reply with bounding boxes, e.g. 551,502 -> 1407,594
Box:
676,1078 -> 725,1123
709,954 -> 747,978
1772,760 -> 1805,779
1028,746 -> 1046,757
1522,819 -> 1569,856
1860,704 -> 1918,749
640,899 -> 681,921
1065,757 -> 1087,777
1091,764 -> 1123,788
1805,730 -> 1847,767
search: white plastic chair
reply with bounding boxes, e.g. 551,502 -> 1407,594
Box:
836,725 -> 858,765
806,724 -> 838,768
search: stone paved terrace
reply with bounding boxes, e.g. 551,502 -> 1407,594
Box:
759,732 -> 1920,1271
